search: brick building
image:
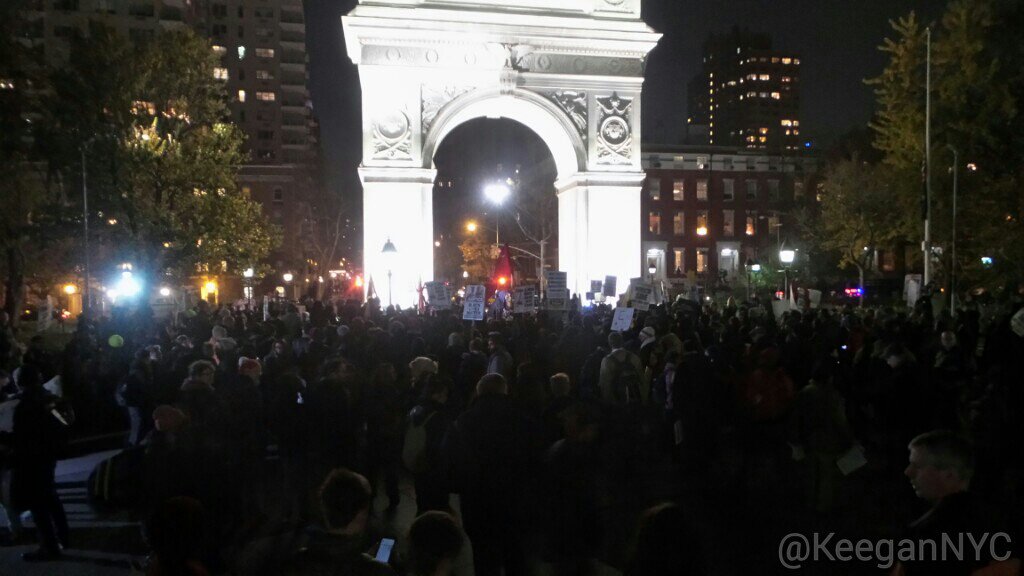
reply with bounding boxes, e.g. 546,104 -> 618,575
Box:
641,146 -> 820,293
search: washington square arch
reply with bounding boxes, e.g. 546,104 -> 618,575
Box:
343,0 -> 661,307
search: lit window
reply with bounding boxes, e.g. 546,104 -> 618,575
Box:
673,179 -> 684,201
759,127 -> 769,135
793,121 -> 800,127
212,45 -> 227,56
771,57 -> 779,63
647,178 -> 660,200
696,248 -> 709,273
782,58 -> 792,65
781,119 -> 792,127
793,129 -> 800,135
745,212 -> 757,236
255,48 -> 274,58
695,211 -> 708,236
696,179 -> 708,201
237,89 -> 246,102
256,91 -> 275,101
759,74 -> 770,81
0,79 -> 14,90
674,249 -> 685,274
237,46 -> 246,59
771,92 -> 781,100
649,211 -> 662,235
256,69 -> 273,80
673,212 -> 685,236
781,76 -> 792,83
213,67 -> 228,80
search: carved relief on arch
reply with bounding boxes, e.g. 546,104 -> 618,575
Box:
543,90 -> 588,144
595,92 -> 633,165
371,108 -> 414,161
421,84 -> 477,136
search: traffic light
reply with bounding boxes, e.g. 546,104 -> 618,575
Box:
497,276 -> 508,287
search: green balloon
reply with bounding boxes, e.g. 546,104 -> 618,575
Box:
108,334 -> 125,348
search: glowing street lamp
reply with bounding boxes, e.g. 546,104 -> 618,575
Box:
159,287 -> 172,297
779,248 -> 796,299
484,182 -> 511,244
283,272 -> 294,283
63,284 -> 77,295
382,237 -> 397,307
466,221 -> 478,233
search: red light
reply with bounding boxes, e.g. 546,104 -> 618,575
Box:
775,291 -> 785,300
498,277 -> 507,286
355,276 -> 364,288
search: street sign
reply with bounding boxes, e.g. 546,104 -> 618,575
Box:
425,281 -> 451,310
463,285 -> 486,321
603,276 -> 617,297
611,307 -> 634,331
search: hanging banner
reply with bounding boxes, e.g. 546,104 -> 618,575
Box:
463,285 -> 486,321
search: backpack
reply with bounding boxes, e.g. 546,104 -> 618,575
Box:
608,353 -> 643,405
402,410 -> 436,474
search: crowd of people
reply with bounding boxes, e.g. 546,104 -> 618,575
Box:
0,290 -> 1021,575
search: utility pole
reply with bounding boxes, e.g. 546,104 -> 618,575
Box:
947,145 -> 958,316
81,145 -> 90,318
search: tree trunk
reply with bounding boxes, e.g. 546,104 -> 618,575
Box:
857,264 -> 865,308
4,246 -> 25,328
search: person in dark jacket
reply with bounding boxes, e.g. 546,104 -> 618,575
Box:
10,365 -> 71,562
364,363 -> 404,512
407,375 -> 452,514
282,469 -> 395,576
446,373 -> 543,576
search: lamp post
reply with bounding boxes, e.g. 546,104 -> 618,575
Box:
283,272 -> 293,300
946,145 -> 958,317
382,237 -> 397,308
484,182 -> 511,245
779,248 -> 796,300
81,145 -> 91,318
243,267 -> 254,308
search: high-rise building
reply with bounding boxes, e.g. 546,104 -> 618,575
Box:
687,28 -> 802,151
19,0 -> 320,291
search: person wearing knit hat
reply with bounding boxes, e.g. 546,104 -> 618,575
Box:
639,326 -> 657,348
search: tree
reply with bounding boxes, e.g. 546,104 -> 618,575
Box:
0,1 -> 55,323
459,232 -> 493,283
800,160 -> 905,306
867,0 -> 1024,292
39,28 -> 279,290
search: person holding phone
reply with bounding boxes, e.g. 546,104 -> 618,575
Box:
282,468 -> 395,576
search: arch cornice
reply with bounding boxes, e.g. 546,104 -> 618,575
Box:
421,87 -> 587,179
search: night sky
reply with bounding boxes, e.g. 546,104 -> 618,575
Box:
303,0 -> 947,195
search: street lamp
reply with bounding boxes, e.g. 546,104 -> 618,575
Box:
484,182 -> 511,245
243,267 -> 255,307
382,237 -> 397,307
779,248 -> 795,299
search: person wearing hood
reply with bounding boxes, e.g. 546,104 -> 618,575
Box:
406,375 -> 453,514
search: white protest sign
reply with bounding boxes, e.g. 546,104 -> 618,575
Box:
771,299 -> 793,320
808,289 -> 822,309
546,271 -> 567,293
425,281 -> 451,310
1011,308 -> 1024,338
513,286 -> 537,314
904,274 -> 922,308
462,285 -> 486,321
632,284 -> 653,311
603,276 -> 617,297
547,288 -> 570,311
611,307 -> 635,332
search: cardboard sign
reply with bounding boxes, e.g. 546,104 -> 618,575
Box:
1011,308 -> 1024,338
546,288 -> 570,311
603,276 -> 617,297
590,280 -> 603,294
546,271 -> 567,293
611,307 -> 635,332
425,281 -> 451,310
631,283 -> 653,311
462,285 -> 486,321
904,274 -> 922,308
513,286 -> 537,313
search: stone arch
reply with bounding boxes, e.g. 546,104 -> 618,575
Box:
343,1 -> 660,307
422,88 -> 587,181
